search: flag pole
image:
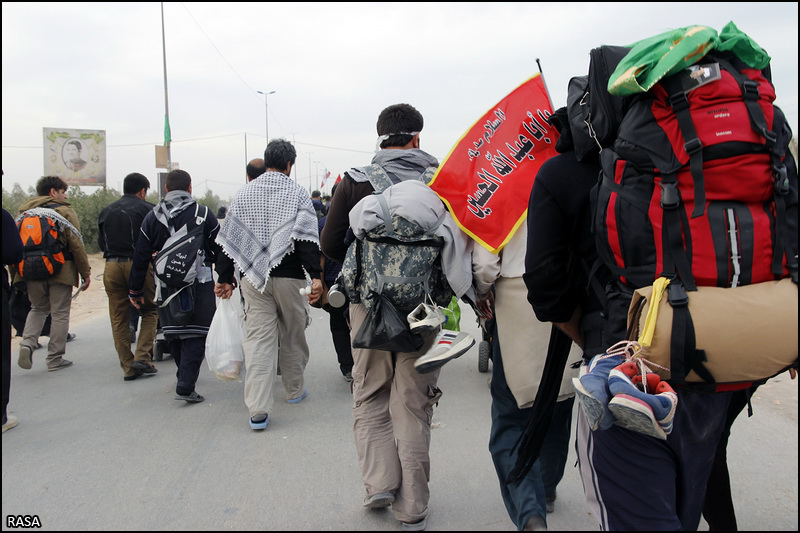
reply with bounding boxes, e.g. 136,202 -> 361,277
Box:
535,58 -> 554,110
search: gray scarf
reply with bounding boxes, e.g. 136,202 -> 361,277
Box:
347,148 -> 439,183
153,190 -> 196,230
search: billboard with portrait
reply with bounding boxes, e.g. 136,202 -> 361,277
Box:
43,128 -> 107,186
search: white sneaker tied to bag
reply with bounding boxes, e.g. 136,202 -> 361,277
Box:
407,302 -> 445,333
414,329 -> 475,374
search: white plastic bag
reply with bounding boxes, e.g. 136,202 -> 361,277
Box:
205,294 -> 245,381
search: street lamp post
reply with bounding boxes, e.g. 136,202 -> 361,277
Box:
289,132 -> 300,182
257,90 -> 275,143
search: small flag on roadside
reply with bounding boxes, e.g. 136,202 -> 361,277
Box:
320,168 -> 331,189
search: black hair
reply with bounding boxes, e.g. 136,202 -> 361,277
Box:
246,159 -> 267,181
36,176 -> 68,197
165,169 -> 191,192
376,103 -> 423,149
264,139 -> 296,172
311,190 -> 321,198
123,172 -> 150,195
67,140 -> 82,151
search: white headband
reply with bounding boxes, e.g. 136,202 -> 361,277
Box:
375,131 -> 420,152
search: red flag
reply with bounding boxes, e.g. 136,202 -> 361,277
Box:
334,173 -> 342,186
429,74 -> 559,253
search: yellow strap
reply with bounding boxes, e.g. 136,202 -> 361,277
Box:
639,277 -> 671,347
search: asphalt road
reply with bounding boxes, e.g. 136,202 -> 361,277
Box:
2,303 -> 797,531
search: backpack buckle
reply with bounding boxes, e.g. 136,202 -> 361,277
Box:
763,130 -> 777,147
667,281 -> 689,307
684,138 -> 703,156
669,92 -> 690,112
660,182 -> 680,209
742,80 -> 760,101
774,164 -> 789,196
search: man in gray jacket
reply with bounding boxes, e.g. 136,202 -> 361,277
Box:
321,104 -> 450,531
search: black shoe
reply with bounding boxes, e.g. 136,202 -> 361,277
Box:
124,368 -> 145,381
175,391 -> 204,403
66,333 -> 76,342
132,360 -> 158,374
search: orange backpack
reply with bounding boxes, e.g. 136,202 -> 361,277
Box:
17,208 -> 66,280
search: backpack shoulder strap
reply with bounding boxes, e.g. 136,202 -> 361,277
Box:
373,193 -> 396,238
363,164 -> 397,193
419,166 -> 437,185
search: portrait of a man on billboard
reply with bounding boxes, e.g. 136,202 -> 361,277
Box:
43,128 -> 106,186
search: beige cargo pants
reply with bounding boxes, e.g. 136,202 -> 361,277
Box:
349,302 -> 442,523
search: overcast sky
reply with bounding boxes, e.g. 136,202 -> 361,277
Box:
2,2 -> 798,200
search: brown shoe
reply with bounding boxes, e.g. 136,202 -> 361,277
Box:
48,359 -> 73,372
18,345 -> 33,369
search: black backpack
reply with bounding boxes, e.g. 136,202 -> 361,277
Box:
154,204 -> 209,288
566,46 -> 633,162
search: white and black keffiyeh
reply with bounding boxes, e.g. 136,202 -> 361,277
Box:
16,207 -> 83,243
217,171 -> 320,292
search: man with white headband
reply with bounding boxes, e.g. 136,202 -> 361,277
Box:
320,104 -> 440,531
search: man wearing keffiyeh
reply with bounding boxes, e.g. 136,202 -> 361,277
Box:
215,139 -> 322,430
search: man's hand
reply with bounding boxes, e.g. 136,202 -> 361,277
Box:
129,296 -> 144,310
215,282 -> 234,299
307,278 -> 323,305
476,291 -> 495,320
80,277 -> 91,291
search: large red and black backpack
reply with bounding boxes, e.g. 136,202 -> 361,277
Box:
594,51 -> 798,293
591,51 -> 798,388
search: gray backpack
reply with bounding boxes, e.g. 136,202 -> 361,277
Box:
340,164 -> 453,313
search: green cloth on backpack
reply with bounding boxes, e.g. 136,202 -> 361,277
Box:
608,21 -> 771,96
441,296 -> 461,332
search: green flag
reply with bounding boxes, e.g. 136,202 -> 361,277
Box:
608,21 -> 771,96
164,114 -> 171,145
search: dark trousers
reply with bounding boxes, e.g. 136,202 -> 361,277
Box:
2,287 -> 11,425
590,388 -> 734,530
703,387 -> 755,531
168,336 -> 206,395
324,302 -> 353,375
488,322 -> 574,529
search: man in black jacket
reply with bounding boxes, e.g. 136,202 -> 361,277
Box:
129,169 -> 234,403
99,173 -> 158,381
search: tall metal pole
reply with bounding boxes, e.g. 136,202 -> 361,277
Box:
161,3 -> 171,177
535,58 -> 554,110
290,132 -> 299,182
257,90 -> 275,144
307,153 -> 312,191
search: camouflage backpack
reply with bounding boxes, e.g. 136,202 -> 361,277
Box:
341,164 -> 454,313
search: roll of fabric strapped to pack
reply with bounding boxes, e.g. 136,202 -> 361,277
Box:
627,278 -> 798,385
